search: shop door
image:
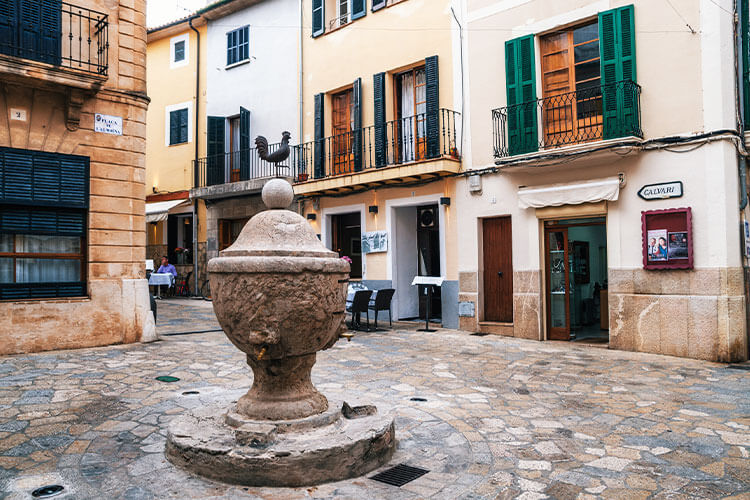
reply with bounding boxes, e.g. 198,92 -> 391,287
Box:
545,227 -> 571,340
417,205 -> 441,319
331,212 -> 362,278
483,216 -> 513,322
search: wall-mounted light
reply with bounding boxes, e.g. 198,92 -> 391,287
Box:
440,197 -> 451,206
369,205 -> 379,214
306,213 -> 317,221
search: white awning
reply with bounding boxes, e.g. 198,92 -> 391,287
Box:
145,199 -> 190,223
518,177 -> 621,209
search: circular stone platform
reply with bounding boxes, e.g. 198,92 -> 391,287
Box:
165,402 -> 396,487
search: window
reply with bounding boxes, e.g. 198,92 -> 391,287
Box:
170,34 -> 189,68
173,40 -> 185,62
331,88 -> 354,174
226,26 -> 249,66
219,218 -> 249,251
312,0 -> 365,37
169,108 -> 189,145
395,66 -> 427,163
540,21 -> 602,146
0,148 -> 89,300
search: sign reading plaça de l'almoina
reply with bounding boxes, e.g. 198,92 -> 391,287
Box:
637,181 -> 683,200
94,113 -> 123,136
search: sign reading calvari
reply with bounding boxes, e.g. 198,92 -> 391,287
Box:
94,113 -> 123,135
638,181 -> 683,200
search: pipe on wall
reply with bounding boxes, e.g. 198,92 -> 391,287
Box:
189,15 -> 201,295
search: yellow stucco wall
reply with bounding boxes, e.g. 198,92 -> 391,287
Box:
145,24 -> 207,196
301,0 -> 458,141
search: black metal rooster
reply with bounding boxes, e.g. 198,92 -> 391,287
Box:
255,131 -> 291,165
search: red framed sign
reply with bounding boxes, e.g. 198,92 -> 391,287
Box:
641,207 -> 693,270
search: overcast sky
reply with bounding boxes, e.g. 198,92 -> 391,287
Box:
147,0 -> 211,28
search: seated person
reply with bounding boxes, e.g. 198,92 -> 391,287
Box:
157,256 -> 177,278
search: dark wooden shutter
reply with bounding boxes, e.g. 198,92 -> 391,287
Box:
352,78 -> 363,171
179,109 -> 189,144
226,31 -> 233,65
0,148 -> 88,208
425,55 -> 440,159
239,107 -> 250,180
207,116 -> 225,185
17,0 -> 60,64
352,0 -> 366,20
372,0 -> 387,12
18,0 -> 40,61
0,1 -> 17,58
40,0 -> 61,65
0,207 -> 85,235
312,0 -> 324,37
373,72 -> 386,167
505,35 -> 538,155
600,5 -> 637,139
169,110 -> 179,145
314,93 -> 325,178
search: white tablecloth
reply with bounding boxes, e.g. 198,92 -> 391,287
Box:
148,273 -> 174,287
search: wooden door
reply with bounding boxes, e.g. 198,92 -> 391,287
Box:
483,217 -> 513,322
545,227 -> 570,340
332,89 -> 353,175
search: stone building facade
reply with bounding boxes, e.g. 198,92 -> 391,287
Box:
0,0 -> 152,354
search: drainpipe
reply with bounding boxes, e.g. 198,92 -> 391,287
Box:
189,15 -> 201,296
299,0 -> 304,146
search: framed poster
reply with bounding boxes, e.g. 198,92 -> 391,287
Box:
361,231 -> 388,254
641,208 -> 693,270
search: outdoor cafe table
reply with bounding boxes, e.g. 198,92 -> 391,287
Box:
148,273 -> 174,299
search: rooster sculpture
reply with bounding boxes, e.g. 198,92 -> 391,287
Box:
255,131 -> 291,165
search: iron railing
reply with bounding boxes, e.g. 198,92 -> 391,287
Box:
0,2 -> 108,75
296,108 -> 461,181
329,13 -> 350,29
194,142 -> 305,188
492,81 -> 641,158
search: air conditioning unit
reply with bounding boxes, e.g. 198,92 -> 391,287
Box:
419,207 -> 436,228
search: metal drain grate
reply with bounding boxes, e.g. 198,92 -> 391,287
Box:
155,376 -> 180,383
31,485 -> 65,498
370,464 -> 429,486
471,332 -> 489,336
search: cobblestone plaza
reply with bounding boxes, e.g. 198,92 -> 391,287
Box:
0,300 -> 749,499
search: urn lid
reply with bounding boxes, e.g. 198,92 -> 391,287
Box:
219,179 -> 338,258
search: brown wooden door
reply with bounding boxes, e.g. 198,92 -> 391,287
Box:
545,227 -> 571,340
332,89 -> 354,175
483,217 -> 513,322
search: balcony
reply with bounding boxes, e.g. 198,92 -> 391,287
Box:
192,142 -> 303,200
294,108 -> 461,196
492,81 -> 642,166
0,2 -> 108,88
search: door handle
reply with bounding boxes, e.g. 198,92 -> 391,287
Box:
497,271 -> 503,277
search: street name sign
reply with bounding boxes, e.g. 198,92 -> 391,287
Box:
637,181 -> 683,201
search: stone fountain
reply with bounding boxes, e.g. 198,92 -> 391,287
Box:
165,179 -> 395,486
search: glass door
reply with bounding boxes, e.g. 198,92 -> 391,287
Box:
546,228 -> 570,340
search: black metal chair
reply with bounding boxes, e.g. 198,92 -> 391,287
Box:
368,288 -> 395,330
347,290 -> 373,331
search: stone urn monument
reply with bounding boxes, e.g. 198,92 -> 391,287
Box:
165,179 -> 395,486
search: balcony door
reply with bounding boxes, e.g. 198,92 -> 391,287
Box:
229,116 -> 241,182
331,88 -> 354,175
395,66 -> 427,163
540,22 -> 602,147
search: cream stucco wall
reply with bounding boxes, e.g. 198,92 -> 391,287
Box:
145,24 -> 208,195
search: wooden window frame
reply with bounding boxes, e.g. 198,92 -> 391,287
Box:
0,233 -> 87,286
540,21 -> 602,147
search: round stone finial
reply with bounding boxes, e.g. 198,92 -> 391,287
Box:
262,178 -> 294,209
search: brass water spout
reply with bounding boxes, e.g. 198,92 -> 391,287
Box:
256,346 -> 267,361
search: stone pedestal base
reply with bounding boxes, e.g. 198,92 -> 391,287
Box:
165,402 -> 396,487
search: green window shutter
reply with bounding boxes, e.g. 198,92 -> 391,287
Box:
314,93 -> 325,178
425,55 -> 440,159
505,35 -> 537,155
179,108 -> 189,144
207,116 -> 225,185
372,0 -> 386,12
352,78 -> 363,171
0,1 -> 17,58
352,0 -> 366,20
312,0 -> 325,37
373,72 -> 386,167
239,107 -> 250,180
169,110 -> 180,145
599,4 -> 638,139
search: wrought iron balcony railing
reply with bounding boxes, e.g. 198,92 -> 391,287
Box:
0,2 -> 109,76
194,142 -> 304,188
492,81 -> 641,159
295,108 -> 460,182
194,109 -> 461,188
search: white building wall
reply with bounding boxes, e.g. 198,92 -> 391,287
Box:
205,0 -> 300,142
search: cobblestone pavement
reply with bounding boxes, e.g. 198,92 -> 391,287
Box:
0,301 -> 749,499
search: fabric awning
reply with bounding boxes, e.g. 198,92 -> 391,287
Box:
517,177 -> 621,209
145,199 -> 190,223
